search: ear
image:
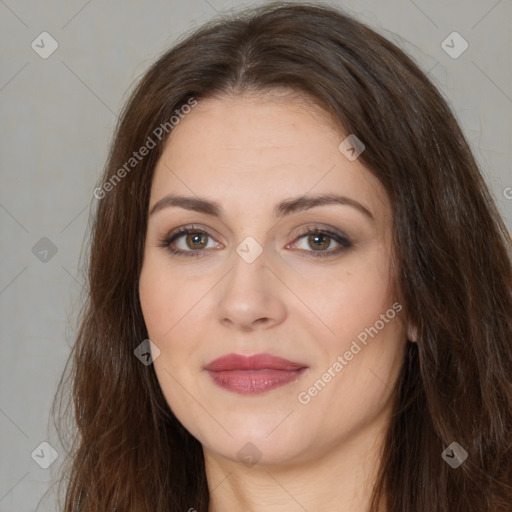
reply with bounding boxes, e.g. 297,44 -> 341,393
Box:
407,322 -> 418,343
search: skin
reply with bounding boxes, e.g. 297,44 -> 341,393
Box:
139,91 -> 413,511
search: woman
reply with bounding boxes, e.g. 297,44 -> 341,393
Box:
52,2 -> 512,511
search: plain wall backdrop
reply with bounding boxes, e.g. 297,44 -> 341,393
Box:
1,0 -> 511,510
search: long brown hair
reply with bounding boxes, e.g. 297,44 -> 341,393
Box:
52,2 -> 512,510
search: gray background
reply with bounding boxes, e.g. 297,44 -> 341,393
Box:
1,0 -> 511,510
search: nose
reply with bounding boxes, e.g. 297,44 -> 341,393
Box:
215,246 -> 287,332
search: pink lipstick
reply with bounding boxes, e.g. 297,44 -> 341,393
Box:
204,353 -> 308,395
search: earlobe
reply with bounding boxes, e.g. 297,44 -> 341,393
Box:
407,323 -> 418,343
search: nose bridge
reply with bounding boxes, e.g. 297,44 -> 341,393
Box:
226,235 -> 270,299
216,236 -> 286,329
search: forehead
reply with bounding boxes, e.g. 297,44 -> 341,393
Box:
159,92 -> 342,166
150,93 -> 391,223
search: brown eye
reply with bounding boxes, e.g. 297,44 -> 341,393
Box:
159,225 -> 351,259
184,232 -> 208,250
158,226 -> 221,258
289,227 -> 352,258
306,233 -> 331,251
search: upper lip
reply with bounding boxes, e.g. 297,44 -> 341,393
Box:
204,353 -> 307,371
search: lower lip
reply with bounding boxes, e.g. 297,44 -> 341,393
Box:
206,368 -> 307,395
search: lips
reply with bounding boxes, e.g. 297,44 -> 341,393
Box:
204,353 -> 306,372
204,353 -> 308,395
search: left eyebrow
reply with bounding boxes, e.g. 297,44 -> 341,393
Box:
148,193 -> 374,222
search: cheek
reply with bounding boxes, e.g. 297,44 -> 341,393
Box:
139,256 -> 205,341
138,257 -> 213,380
139,265 -> 173,340
139,261 -> 207,427
292,246 -> 394,346
296,309 -> 406,443
294,245 -> 403,407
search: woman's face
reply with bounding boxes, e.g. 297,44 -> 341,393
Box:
139,92 -> 408,467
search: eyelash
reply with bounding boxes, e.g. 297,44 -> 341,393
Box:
158,224 -> 352,259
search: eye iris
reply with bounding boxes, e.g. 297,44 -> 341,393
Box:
187,232 -> 207,249
308,234 -> 330,251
